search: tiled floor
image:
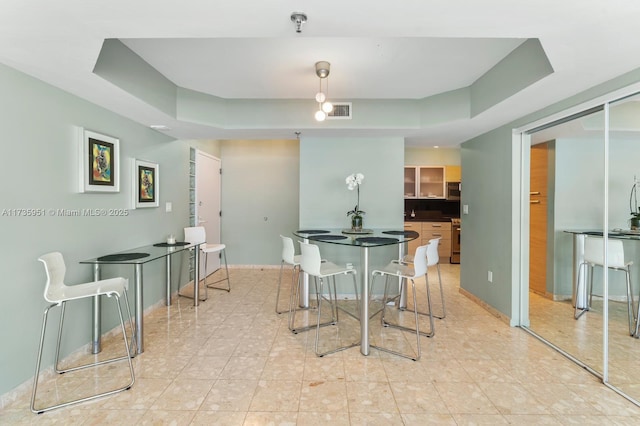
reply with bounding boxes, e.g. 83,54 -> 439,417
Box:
3,264 -> 640,425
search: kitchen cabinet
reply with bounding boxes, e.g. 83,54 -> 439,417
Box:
445,165 -> 461,182
404,221 -> 452,261
404,166 -> 445,199
404,222 -> 421,254
404,167 -> 417,198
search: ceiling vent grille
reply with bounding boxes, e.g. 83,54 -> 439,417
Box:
327,102 -> 352,119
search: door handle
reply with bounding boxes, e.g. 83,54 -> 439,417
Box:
530,191 -> 540,196
530,200 -> 540,204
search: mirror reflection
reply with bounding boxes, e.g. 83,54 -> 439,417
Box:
526,95 -> 640,405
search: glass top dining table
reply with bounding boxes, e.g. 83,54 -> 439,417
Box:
293,228 -> 419,356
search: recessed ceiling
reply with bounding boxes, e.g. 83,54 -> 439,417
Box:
2,1 -> 640,147
120,37 -> 524,100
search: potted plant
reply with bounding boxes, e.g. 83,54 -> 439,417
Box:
346,173 -> 365,231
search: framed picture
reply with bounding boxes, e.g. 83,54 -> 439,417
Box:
132,159 -> 159,208
78,128 -> 120,193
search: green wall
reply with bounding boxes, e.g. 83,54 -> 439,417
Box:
219,139 -> 300,265
0,63 -> 191,395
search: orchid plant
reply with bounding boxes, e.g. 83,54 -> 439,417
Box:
346,173 -> 365,217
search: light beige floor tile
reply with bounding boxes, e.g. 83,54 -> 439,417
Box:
248,380 -> 301,412
346,381 -> 398,413
478,382 -> 551,415
295,411 -> 351,425
349,411 -> 405,425
136,409 -> 196,425
389,381 -> 449,414
402,413 -> 458,425
298,380 -> 348,412
434,382 -> 499,415
150,379 -> 214,411
199,379 -> 258,412
190,410 -> 246,425
242,411 -> 297,425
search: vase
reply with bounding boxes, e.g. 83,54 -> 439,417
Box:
631,216 -> 640,230
351,215 -> 363,231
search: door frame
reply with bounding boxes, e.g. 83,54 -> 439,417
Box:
195,149 -> 222,276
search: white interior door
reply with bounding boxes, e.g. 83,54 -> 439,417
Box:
195,150 -> 221,276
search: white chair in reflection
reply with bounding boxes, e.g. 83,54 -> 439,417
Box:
299,241 -> 359,356
370,243 -> 433,361
574,236 -> 636,336
182,226 -> 230,300
401,237 -> 446,319
31,252 -> 135,414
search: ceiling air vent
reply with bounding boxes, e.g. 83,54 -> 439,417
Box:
327,102 -> 352,119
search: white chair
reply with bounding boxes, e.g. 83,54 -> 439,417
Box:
183,226 -> 230,300
574,237 -> 636,336
31,252 -> 135,414
401,237 -> 446,319
276,235 -> 301,315
371,243 -> 433,361
299,241 -> 359,357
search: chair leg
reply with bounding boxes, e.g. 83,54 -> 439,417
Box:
31,295 -> 135,414
178,248 -> 207,301
625,267 -> 637,336
205,249 -> 231,292
314,276 -> 358,357
290,275 -> 333,334
276,260 -> 288,314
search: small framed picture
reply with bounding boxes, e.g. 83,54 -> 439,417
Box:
79,128 -> 120,193
132,159 -> 159,208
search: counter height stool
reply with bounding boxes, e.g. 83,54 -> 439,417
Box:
401,237 -> 446,319
370,243 -> 433,361
299,241 -> 359,356
31,252 -> 135,414
277,235 -> 301,315
574,236 -> 636,337
182,226 -> 230,301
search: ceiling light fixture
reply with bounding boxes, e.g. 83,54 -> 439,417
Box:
290,12 -> 307,33
314,61 -> 333,122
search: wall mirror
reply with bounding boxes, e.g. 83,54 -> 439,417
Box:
523,92 -> 640,406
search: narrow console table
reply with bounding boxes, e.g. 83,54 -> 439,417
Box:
81,242 -> 201,355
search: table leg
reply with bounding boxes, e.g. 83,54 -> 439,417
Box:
360,246 -> 370,355
573,233 -> 588,309
193,246 -> 200,306
166,254 -> 171,306
398,243 -> 407,309
300,237 -> 310,308
91,264 -> 101,354
134,264 -> 144,354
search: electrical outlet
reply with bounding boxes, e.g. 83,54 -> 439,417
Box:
463,204 -> 469,214
488,270 -> 493,282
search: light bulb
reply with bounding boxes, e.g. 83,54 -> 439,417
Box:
322,101 -> 333,113
315,110 -> 326,121
315,92 -> 326,103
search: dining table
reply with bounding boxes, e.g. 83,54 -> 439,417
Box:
80,241 -> 201,355
293,228 -> 419,356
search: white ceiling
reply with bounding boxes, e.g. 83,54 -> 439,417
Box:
2,1 -> 640,147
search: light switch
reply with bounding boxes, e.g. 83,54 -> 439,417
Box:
463,204 -> 469,214
165,202 -> 172,213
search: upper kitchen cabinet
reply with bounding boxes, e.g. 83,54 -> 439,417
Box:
404,166 -> 417,198
418,166 -> 445,198
404,166 -> 446,198
445,165 -> 461,182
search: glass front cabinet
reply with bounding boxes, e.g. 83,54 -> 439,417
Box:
404,166 -> 445,199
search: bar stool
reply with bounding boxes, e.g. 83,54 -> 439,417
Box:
299,241 -> 359,356
31,252 -> 135,414
370,243 -> 432,361
276,235 -> 301,314
401,237 -> 446,319
574,236 -> 636,336
183,226 -> 230,300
